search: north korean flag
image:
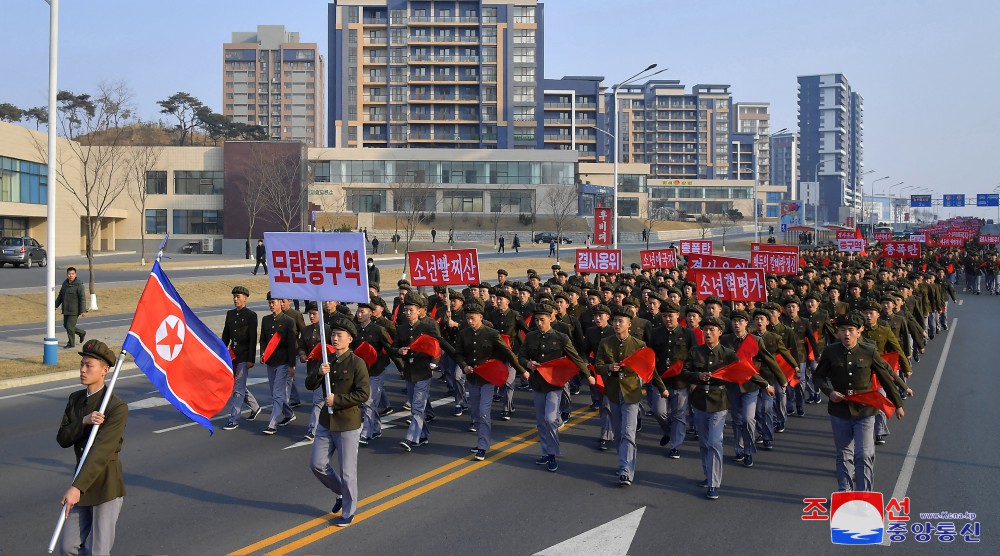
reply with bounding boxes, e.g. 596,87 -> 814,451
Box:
122,261 -> 234,433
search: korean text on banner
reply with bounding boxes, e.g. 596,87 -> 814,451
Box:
750,243 -> 799,275
685,253 -> 749,269
639,248 -> 677,269
594,207 -> 612,245
687,268 -> 768,302
679,240 -> 713,256
408,248 -> 480,286
576,249 -> 621,273
264,232 -> 369,302
881,241 -> 921,259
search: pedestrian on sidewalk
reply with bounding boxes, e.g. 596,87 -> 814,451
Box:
549,239 -> 557,257
253,239 -> 268,275
55,267 -> 87,348
497,235 -> 505,253
367,257 -> 380,289
431,228 -> 437,243
512,234 -> 520,253
371,236 -> 380,254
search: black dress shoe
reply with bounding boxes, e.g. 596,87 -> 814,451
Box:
659,434 -> 670,447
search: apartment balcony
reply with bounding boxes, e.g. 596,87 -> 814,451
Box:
543,134 -> 572,142
365,56 -> 388,65
363,18 -> 388,26
364,95 -> 388,103
574,101 -> 597,111
408,35 -> 481,44
544,118 -> 572,125
544,102 -> 572,109
363,36 -> 388,45
408,54 -> 480,64
363,114 -> 388,122
408,16 -> 480,25
363,75 -> 388,83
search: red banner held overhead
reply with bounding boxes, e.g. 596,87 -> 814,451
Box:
687,268 -> 768,302
979,234 -> 1000,245
535,356 -> 583,387
639,248 -> 677,269
408,248 -> 480,286
873,232 -> 893,241
594,207 -> 612,245
838,238 -> 867,252
686,253 -> 749,269
679,240 -> 713,256
576,249 -> 621,273
882,241 -> 921,259
750,243 -> 799,275
938,236 -> 965,248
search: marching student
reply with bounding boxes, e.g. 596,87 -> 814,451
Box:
221,285 -> 261,430
260,292 -> 298,435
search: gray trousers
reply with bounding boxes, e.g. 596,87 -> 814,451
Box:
441,354 -> 468,407
311,424 -> 361,518
499,367 -> 516,412
534,390 -> 562,457
874,387 -> 891,437
63,314 -> 84,345
830,414 -> 876,491
666,387 -> 689,450
60,496 -> 123,556
288,368 -> 301,405
726,386 -> 759,456
599,394 -> 614,441
228,362 -> 260,422
693,408 -> 727,488
405,378 -> 431,443
646,386 -> 670,436
803,360 -> 819,399
361,373 -> 385,438
468,381 -> 495,450
267,364 -> 293,428
608,399 -> 640,480
757,380 -> 786,439
306,386 -> 326,436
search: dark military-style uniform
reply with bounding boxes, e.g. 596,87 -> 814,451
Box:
490,307 -> 530,417
388,316 -> 456,445
648,323 -> 698,453
813,339 -> 904,492
299,321 -> 334,439
355,319 -> 395,442
720,333 -> 778,461
222,305 -> 260,427
260,311 -> 298,430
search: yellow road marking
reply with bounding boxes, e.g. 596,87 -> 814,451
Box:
228,406 -> 595,556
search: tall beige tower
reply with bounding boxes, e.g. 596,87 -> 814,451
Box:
223,25 -> 325,146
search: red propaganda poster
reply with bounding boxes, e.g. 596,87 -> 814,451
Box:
686,253 -> 748,269
264,232 -> 369,302
909,234 -> 927,243
846,216 -> 855,228
408,248 -> 480,286
872,232 -> 893,241
679,240 -> 713,256
837,238 -> 867,252
594,207 -> 612,245
882,241 -> 921,259
576,249 -> 621,273
639,248 -> 676,269
938,235 -> 965,248
750,243 -> 799,275
687,268 -> 767,302
979,234 -> 1000,245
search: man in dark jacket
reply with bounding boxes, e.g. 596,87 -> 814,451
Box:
253,239 -> 268,275
306,318 -> 370,527
221,286 -> 261,430
260,292 -> 298,435
366,257 -> 380,289
55,267 -> 87,348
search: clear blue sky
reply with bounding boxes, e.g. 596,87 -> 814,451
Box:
6,0 -> 999,218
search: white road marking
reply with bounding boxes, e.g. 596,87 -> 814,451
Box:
882,318 -> 957,546
534,507 -> 646,555
957,299 -> 964,306
147,378 -> 269,433
0,373 -> 143,401
128,397 -> 172,410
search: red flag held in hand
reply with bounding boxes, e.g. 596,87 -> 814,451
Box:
228,347 -> 237,361
535,357 -> 581,387
880,351 -> 900,373
353,341 -> 378,368
693,328 -> 705,345
845,390 -> 896,418
620,347 -> 656,382
777,355 -> 799,387
408,334 -> 442,358
711,359 -> 758,384
736,335 -> 758,362
500,334 -> 512,348
473,359 -> 510,387
307,342 -> 335,362
262,333 -> 281,364
591,365 -> 605,395
661,360 -> 684,379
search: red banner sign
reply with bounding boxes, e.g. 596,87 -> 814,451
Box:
836,230 -> 858,240
688,268 -> 768,302
882,241 -> 921,259
686,253 -> 748,269
873,232 -> 893,241
846,216 -> 855,228
594,207 -> 612,245
576,249 -> 621,273
909,234 -> 926,243
938,236 -> 965,247
838,238 -> 867,252
408,248 -> 480,286
979,234 -> 1000,245
679,240 -> 713,255
749,244 -> 799,275
639,248 -> 677,269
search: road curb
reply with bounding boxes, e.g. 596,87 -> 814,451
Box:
0,362 -> 139,391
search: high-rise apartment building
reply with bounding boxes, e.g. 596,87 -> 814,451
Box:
541,76 -> 607,163
797,73 -> 863,223
731,102 -> 770,183
769,131 -> 799,196
327,0 -> 542,149
223,25 -> 325,146
608,80 -> 732,180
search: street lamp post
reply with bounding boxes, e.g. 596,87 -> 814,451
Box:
752,127 -> 787,242
867,175 -> 890,225
43,0 -> 59,366
854,169 -> 876,221
810,158 -> 826,244
895,185 -> 917,227
882,181 -> 904,226
611,64 -> 667,249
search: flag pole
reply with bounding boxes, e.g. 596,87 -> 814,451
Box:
47,235 -> 167,552
316,300 -> 334,414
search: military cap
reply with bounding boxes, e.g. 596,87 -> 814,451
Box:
493,289 -> 511,300
764,302 -> 782,312
591,304 -> 612,316
752,308 -> 772,322
647,291 -> 666,303
614,286 -> 630,295
879,296 -> 896,304
232,285 -> 250,297
449,291 -> 465,302
548,284 -> 564,293
517,283 -> 534,293
661,300 -> 682,313
611,308 -> 633,320
685,304 -> 704,316
704,296 -> 724,306
862,301 -> 882,312
666,287 -> 682,297
464,300 -> 485,315
79,339 -> 117,367
533,303 -> 557,317
329,317 -> 357,338
397,279 -> 411,289
586,289 -> 601,298
835,312 -> 865,328
700,316 -> 724,330
630,263 -> 641,270
564,285 -> 582,296
370,295 -> 388,309
621,297 -> 639,308
846,280 -> 862,288
479,282 -> 492,289
433,285 -> 448,294
600,285 -> 615,293
356,302 -> 375,311
526,269 -> 538,277
805,292 -> 823,302
729,309 -> 751,322
553,291 -> 571,303
266,290 -> 277,301
536,292 -> 554,303
305,301 -> 319,313
782,295 -> 801,306
403,292 -> 426,308
369,283 -> 381,293
497,268 -> 508,276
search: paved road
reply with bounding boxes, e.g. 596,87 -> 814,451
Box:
0,292 -> 993,554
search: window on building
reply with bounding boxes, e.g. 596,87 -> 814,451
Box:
618,174 -> 647,193
513,47 -> 535,63
513,86 -> 535,103
172,210 -> 222,235
513,66 -> 535,83
617,197 -> 639,217
513,6 -> 536,23
0,156 -> 47,205
345,189 -> 387,213
173,171 -> 223,195
442,190 -> 484,212
513,106 -> 535,121
766,192 -> 783,204
514,29 -> 535,44
490,190 -> 533,213
145,209 -> 167,234
145,171 -> 167,195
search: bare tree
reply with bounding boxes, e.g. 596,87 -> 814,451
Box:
125,144 -> 163,264
697,213 -> 714,240
389,178 -> 437,277
643,201 -> 678,249
38,82 -> 136,307
543,185 -> 578,263
718,208 -> 744,251
488,182 -> 513,246
248,144 -> 306,232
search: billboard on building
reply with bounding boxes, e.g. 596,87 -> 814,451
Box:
779,201 -> 803,233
